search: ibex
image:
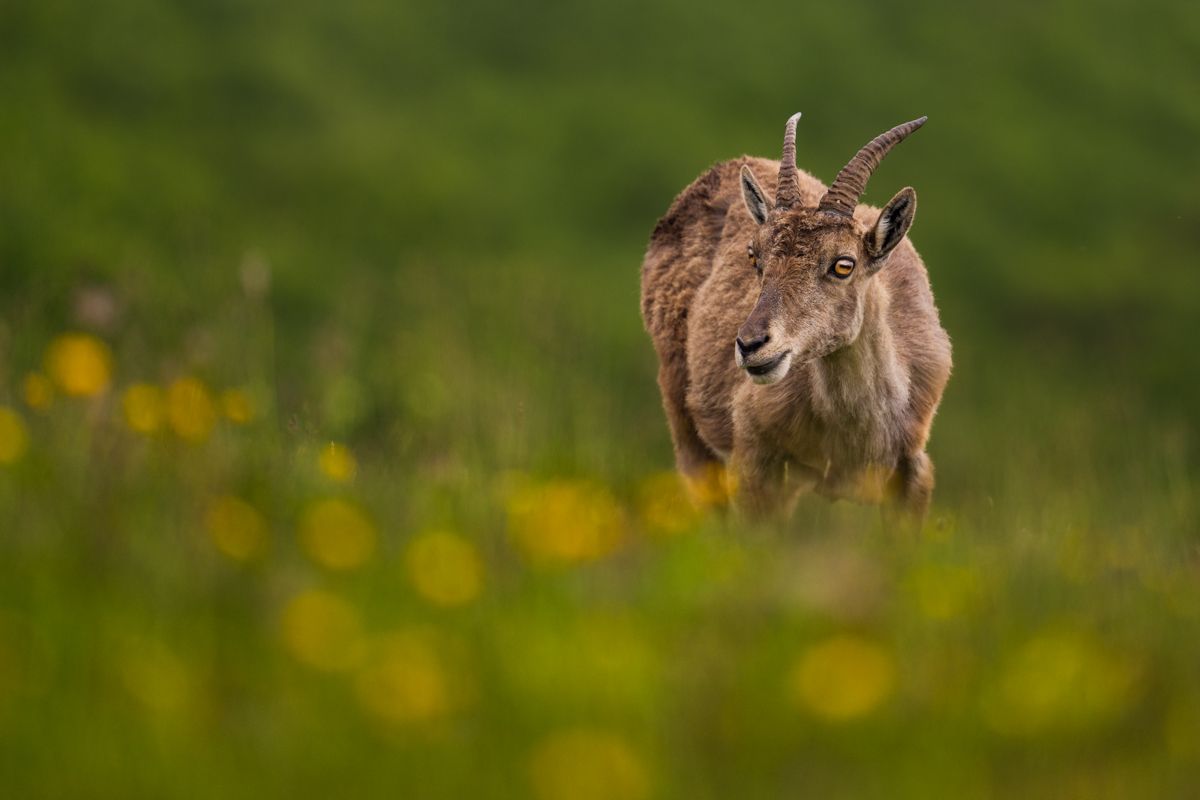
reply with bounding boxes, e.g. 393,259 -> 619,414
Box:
640,113 -> 951,521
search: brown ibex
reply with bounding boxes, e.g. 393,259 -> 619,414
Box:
640,113 -> 951,522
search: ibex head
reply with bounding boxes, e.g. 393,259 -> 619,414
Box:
735,113 -> 926,385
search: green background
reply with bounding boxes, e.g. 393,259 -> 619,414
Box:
1,0 -> 1198,796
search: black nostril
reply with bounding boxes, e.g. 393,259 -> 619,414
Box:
736,334 -> 769,357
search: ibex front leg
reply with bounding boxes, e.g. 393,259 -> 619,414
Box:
883,451 -> 934,532
731,447 -> 819,522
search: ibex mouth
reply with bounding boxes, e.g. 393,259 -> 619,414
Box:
745,353 -> 785,376
743,351 -> 793,384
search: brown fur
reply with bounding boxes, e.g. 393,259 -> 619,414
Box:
640,149 -> 952,522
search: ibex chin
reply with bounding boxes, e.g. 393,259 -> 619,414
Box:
641,113 -> 951,522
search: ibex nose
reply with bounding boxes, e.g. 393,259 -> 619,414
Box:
736,333 -> 770,359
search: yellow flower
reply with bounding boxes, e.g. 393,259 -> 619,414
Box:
318,442 -> 357,483
981,632 -> 1139,737
529,729 -> 650,800
355,630 -> 455,724
117,638 -> 194,717
22,372 -> 53,410
220,388 -> 255,424
205,495 -> 269,561
166,378 -> 216,442
44,333 -> 113,397
298,498 -> 376,570
405,531 -> 484,607
122,383 -> 165,434
507,478 -> 626,565
0,408 -> 29,465
637,471 -> 701,535
684,462 -> 734,509
789,635 -> 896,721
280,589 -> 366,672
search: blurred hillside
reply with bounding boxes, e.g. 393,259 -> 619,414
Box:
4,1 -> 1199,448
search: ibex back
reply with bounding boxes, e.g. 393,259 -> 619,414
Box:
640,113 -> 952,521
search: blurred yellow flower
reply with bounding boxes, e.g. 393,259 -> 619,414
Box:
789,635 -> 895,721
907,563 -> 981,621
318,442 -> 357,483
167,378 -> 217,442
205,495 -> 269,562
507,478 -> 626,565
405,530 -> 484,608
22,372 -> 53,410
0,408 -> 29,465
45,333 -> 113,397
529,728 -> 650,800
355,630 -> 454,724
684,462 -> 733,509
299,498 -> 376,570
982,631 -> 1140,737
118,638 -> 195,717
220,388 -> 255,424
637,471 -> 701,535
122,383 -> 165,434
281,589 -> 366,672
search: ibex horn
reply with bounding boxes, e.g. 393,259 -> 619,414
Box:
818,116 -> 927,217
774,112 -> 803,209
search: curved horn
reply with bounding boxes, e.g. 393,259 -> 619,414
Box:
818,116 -> 927,217
774,112 -> 803,209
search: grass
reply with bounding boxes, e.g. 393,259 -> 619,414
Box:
0,0 -> 1198,796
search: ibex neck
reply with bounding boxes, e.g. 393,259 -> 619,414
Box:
809,280 -> 909,423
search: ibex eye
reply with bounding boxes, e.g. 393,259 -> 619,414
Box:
831,257 -> 856,278
747,244 -> 760,273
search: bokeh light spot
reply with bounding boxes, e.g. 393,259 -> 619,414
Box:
0,408 -> 30,465
21,372 -> 53,411
166,378 -> 217,442
205,495 -> 269,561
507,478 -> 626,565
355,630 -> 454,724
405,530 -> 484,607
637,471 -> 701,535
982,632 -> 1140,737
220,388 -> 255,424
684,462 -> 733,510
117,638 -> 194,717
318,442 -> 357,483
790,635 -> 895,721
299,498 -> 376,570
122,383 -> 165,434
529,728 -> 650,800
281,589 -> 366,672
45,333 -> 113,397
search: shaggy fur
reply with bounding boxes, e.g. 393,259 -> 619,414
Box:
640,123 -> 952,521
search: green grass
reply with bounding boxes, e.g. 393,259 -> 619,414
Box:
0,0 -> 1198,796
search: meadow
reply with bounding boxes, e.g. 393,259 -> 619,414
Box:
1,0 -> 1199,797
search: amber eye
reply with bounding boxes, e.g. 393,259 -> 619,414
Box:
831,256 -> 856,279
747,244 -> 760,273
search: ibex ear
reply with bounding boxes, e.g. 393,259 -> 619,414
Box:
866,187 -> 917,265
740,165 -> 770,226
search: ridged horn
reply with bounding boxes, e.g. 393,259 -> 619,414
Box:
817,116 -> 927,217
774,112 -> 803,209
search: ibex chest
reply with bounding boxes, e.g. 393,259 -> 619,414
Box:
741,361 -> 909,499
